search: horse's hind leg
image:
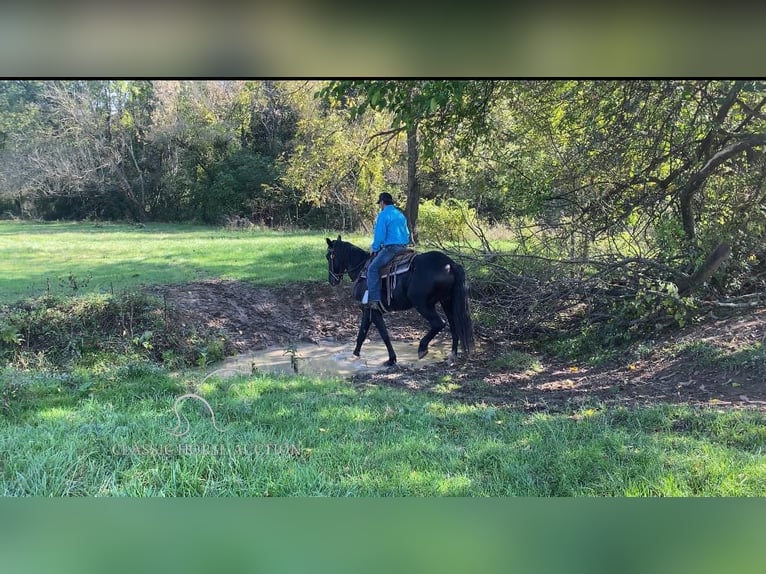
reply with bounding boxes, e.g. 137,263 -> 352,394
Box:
370,309 -> 397,366
441,299 -> 459,362
415,303 -> 445,359
353,309 -> 373,357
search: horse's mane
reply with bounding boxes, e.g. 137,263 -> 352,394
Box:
338,239 -> 368,259
337,240 -> 369,274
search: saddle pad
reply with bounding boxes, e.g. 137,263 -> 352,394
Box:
384,250 -> 416,278
362,250 -> 416,279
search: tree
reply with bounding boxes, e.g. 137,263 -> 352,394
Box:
281,81 -> 400,231
10,80 -> 159,220
478,81 -> 766,262
0,80 -> 46,216
318,80 -> 498,243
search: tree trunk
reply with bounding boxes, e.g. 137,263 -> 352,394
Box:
677,243 -> 731,295
116,169 -> 146,222
679,188 -> 696,241
678,133 -> 766,242
404,121 -> 420,244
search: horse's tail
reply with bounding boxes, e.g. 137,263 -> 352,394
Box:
450,262 -> 475,354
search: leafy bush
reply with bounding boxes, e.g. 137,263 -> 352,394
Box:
629,278 -> 698,328
418,198 -> 478,243
188,150 -> 282,224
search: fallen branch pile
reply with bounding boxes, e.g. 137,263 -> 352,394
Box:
448,243 -> 765,341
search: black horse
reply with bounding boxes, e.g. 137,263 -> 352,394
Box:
325,235 -> 474,366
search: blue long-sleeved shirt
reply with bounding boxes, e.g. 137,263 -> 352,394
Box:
371,205 -> 410,251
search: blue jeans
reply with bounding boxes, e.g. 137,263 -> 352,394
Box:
367,245 -> 408,303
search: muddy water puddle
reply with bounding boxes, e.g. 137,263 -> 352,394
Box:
209,340 -> 449,379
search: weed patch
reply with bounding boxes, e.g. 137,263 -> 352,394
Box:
488,350 -> 543,374
0,291 -> 229,370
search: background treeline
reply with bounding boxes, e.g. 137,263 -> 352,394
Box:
2,80 -> 765,245
0,80 -> 415,230
2,80 -> 766,340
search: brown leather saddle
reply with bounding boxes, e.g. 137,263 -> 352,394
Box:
360,250 -> 416,307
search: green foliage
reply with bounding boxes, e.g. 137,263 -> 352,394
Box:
631,278 -> 698,328
188,149 -> 282,223
196,337 -> 227,367
542,277 -> 699,364
417,199 -> 477,243
318,80 -> 497,157
654,217 -> 688,255
540,324 -> 622,365
282,82 -> 400,232
0,80 -> 44,149
0,317 -> 24,363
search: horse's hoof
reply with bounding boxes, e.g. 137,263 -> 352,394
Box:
448,352 -> 457,364
384,359 -> 397,367
418,349 -> 428,359
352,350 -> 361,357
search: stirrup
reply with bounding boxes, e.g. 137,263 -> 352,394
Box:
373,301 -> 388,314
365,301 -> 386,314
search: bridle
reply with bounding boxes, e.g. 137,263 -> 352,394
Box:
327,247 -> 344,284
327,244 -> 366,284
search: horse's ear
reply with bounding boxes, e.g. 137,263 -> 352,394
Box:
326,238 -> 333,246
337,234 -> 342,241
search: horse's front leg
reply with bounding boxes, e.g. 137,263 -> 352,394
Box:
353,308 -> 373,357
370,309 -> 397,366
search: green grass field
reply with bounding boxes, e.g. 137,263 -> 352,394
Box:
0,221 -> 358,303
1,221 -> 765,496
2,364 -> 765,496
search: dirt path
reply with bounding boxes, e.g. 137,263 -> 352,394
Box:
146,279 -> 424,352
148,280 -> 766,412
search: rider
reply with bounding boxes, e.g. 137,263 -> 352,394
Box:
366,192 -> 411,310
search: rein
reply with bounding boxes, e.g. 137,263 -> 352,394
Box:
329,244 -> 368,282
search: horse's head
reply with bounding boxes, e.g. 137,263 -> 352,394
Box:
325,235 -> 344,286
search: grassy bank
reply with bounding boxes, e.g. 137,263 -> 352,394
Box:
2,363 -> 765,496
